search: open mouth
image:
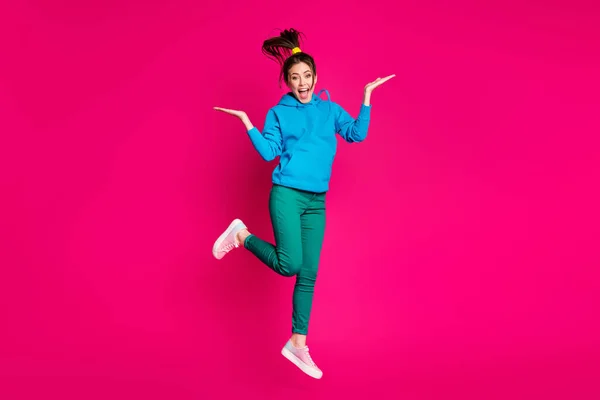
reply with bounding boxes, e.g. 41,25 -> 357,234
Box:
298,88 -> 309,100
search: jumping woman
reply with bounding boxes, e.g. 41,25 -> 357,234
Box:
212,28 -> 394,379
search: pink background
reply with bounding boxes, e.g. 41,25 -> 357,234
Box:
1,1 -> 599,399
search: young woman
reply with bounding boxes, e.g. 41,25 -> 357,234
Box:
212,28 -> 393,379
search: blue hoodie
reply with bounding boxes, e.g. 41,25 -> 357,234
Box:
246,90 -> 371,193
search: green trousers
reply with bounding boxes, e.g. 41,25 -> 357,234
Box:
244,184 -> 326,335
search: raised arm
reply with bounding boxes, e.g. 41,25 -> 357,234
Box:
245,109 -> 282,161
214,107 -> 282,162
335,74 -> 395,143
335,103 -> 371,143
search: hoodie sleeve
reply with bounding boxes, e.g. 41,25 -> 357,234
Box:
335,103 -> 372,143
246,109 -> 283,162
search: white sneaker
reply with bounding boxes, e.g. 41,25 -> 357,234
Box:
212,218 -> 247,260
281,339 -> 323,379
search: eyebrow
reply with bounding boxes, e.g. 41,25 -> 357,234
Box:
291,70 -> 312,76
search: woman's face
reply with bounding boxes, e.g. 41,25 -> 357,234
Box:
287,62 -> 317,104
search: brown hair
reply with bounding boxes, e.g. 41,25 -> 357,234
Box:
261,28 -> 317,88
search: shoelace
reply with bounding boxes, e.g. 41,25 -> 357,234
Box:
303,346 -> 317,366
222,242 -> 239,252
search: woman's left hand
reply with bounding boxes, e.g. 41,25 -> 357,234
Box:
363,74 -> 395,106
364,74 -> 396,94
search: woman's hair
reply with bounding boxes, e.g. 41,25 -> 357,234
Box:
261,28 -> 317,87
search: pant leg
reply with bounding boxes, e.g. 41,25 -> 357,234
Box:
244,185 -> 307,277
292,192 -> 326,335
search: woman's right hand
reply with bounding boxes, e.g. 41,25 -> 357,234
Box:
214,107 -> 254,131
214,107 -> 247,120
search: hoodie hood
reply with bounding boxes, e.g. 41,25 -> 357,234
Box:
277,89 -> 331,108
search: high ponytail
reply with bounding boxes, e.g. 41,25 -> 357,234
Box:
261,28 -> 317,87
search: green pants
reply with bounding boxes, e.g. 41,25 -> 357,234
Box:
244,184 -> 326,335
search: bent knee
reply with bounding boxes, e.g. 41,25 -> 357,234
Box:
280,259 -> 302,277
296,271 -> 317,286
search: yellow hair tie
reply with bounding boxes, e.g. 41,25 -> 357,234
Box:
292,47 -> 301,54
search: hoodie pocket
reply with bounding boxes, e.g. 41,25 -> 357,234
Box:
280,153 -> 296,177
279,152 -> 295,176
280,150 -> 332,187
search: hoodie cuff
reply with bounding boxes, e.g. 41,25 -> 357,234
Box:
359,103 -> 372,119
